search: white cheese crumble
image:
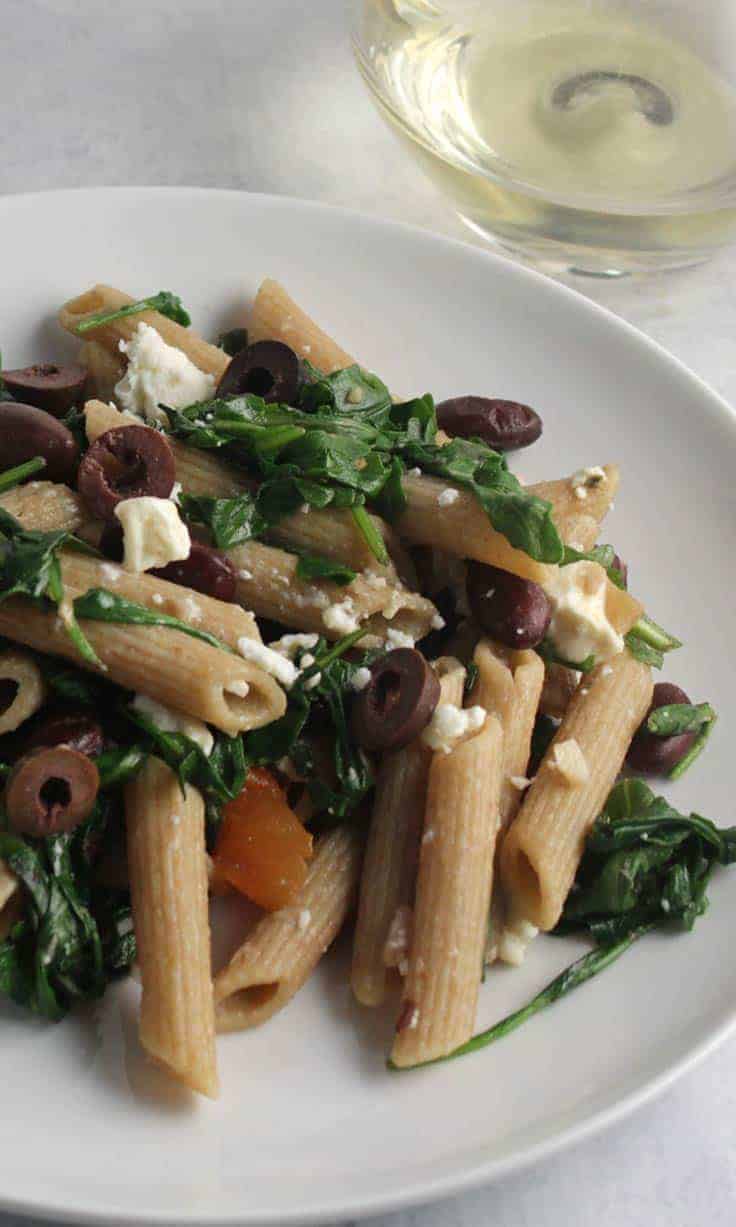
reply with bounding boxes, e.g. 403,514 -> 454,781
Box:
131,694 -> 213,756
431,612 -> 446,630
226,679 -> 250,698
237,637 -> 298,688
268,633 -> 319,661
169,481 -> 182,505
549,738 -> 590,786
386,627 -> 415,650
571,465 -> 607,493
99,563 -> 121,584
407,467 -> 422,478
350,666 -> 372,692
114,496 -> 191,574
297,908 -> 312,933
383,904 -> 413,969
421,703 -> 486,754
545,560 -> 624,665
323,598 -> 359,636
114,323 -> 215,423
509,775 -> 532,791
151,593 -> 164,606
498,917 -> 539,967
438,487 -> 460,507
237,568 -> 253,581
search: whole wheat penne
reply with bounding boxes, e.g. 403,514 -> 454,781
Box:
0,649 -> 46,735
0,598 -> 283,735
472,639 -> 544,828
351,659 -> 465,1007
59,285 -> 229,379
249,278 -> 356,373
0,481 -> 86,535
391,709 -> 504,1068
500,650 -> 653,931
125,759 -> 218,1098
228,540 -> 435,645
80,339 -> 125,402
214,826 -> 363,1031
529,466 -> 619,537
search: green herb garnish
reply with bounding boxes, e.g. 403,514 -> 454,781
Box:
177,492 -> 264,550
72,588 -> 231,653
294,554 -> 357,586
0,457 -> 46,494
75,291 -> 191,334
536,639 -> 596,673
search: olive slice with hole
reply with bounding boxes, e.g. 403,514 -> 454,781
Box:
626,682 -> 695,775
5,746 -> 100,837
466,561 -> 552,648
216,340 -> 300,404
0,363 -> 87,417
351,648 -> 440,752
436,396 -> 542,451
25,710 -> 104,758
77,424 -> 175,520
0,401 -> 80,483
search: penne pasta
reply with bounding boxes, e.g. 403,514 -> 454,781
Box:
351,659 -> 465,1007
0,598 -> 283,735
214,826 -> 363,1031
249,278 -> 356,373
59,285 -> 229,379
0,481 -> 86,536
228,540 -> 436,646
0,649 -> 46,736
472,639 -> 544,829
500,650 -> 653,931
529,466 -> 619,539
80,339 -> 125,402
125,759 -> 218,1098
391,707 -> 504,1068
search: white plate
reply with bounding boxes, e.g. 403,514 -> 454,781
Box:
1,188 -> 735,1226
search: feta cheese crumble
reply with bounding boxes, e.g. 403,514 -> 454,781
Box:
131,694 -> 213,756
322,598 -> 359,636
236,638 -> 299,689
114,323 -> 215,423
498,916 -> 539,966
549,738 -> 590,786
545,560 -> 624,665
438,487 -> 460,507
386,627 -> 415,650
350,667 -> 372,692
114,496 -> 191,573
421,703 -> 486,754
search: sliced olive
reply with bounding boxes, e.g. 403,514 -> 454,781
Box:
216,340 -> 300,404
0,401 -> 79,483
466,561 -> 552,648
26,710 -> 104,758
0,363 -> 87,417
77,425 -> 175,519
351,648 -> 440,752
626,682 -> 695,775
152,540 -> 237,603
436,397 -> 542,451
5,746 -> 99,837
216,327 -> 249,358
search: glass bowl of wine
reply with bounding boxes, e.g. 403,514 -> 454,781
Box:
350,0 -> 736,275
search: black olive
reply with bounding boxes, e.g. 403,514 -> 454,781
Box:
5,746 -> 99,836
152,540 -> 237,603
351,649 -> 440,752
216,340 -> 300,404
436,397 -> 542,451
0,363 -> 87,417
466,562 -> 552,649
0,401 -> 80,483
626,682 -> 695,775
77,425 -> 176,519
25,710 -> 104,758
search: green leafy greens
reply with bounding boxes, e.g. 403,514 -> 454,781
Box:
72,588 -> 232,654
390,780 -> 736,1069
0,457 -> 46,494
75,290 -> 191,334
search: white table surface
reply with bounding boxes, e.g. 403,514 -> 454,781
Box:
2,1 -> 736,1224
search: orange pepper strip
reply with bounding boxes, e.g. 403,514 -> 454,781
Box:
213,768 -> 313,911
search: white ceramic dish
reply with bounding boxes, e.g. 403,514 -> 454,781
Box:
0,188 -> 734,1226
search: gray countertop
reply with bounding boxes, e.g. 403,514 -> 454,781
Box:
2,1 -> 736,1224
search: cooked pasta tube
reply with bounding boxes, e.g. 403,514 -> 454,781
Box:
500,650 -> 653,932
0,481 -> 85,535
472,640 -> 544,828
351,660 -> 465,1007
59,285 -> 229,379
0,649 -> 46,736
214,826 -> 363,1031
0,599 -> 283,735
125,759 -> 218,1098
391,710 -> 504,1068
83,399 -> 247,499
249,278 -> 356,373
228,540 -> 435,645
80,339 -> 125,402
529,466 -> 619,538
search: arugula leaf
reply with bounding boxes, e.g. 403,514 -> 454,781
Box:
178,492 -> 265,549
669,715 -> 718,781
73,588 -> 231,654
391,779 -> 736,1069
647,702 -> 715,737
561,542 -> 625,589
0,508 -> 100,666
630,614 -> 682,654
123,702 -> 246,812
0,457 -> 46,494
298,363 -> 393,419
350,505 -> 389,566
295,554 -> 357,586
216,327 -> 248,357
624,631 -> 664,669
372,456 -> 407,522
75,290 -> 191,334
39,659 -> 108,707
96,746 -> 147,791
536,638 -> 596,673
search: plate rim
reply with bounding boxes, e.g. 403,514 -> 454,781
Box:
2,184 -> 735,1227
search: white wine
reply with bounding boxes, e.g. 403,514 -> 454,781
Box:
355,1 -> 736,273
